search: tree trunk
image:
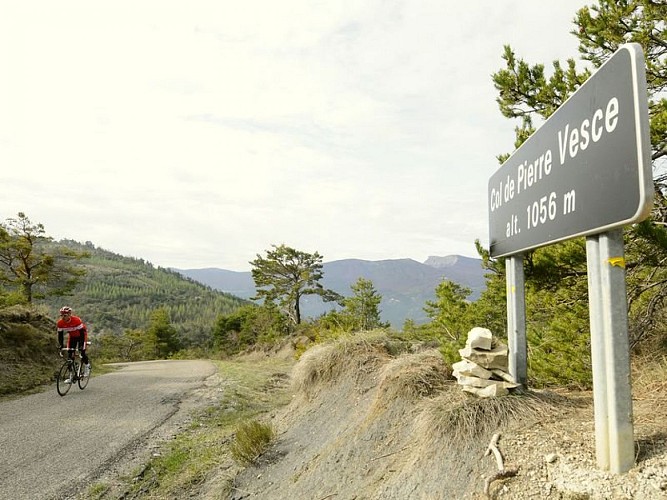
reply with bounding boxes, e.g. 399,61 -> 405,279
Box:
295,294 -> 301,324
22,281 -> 32,303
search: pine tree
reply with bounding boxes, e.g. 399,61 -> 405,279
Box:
487,0 -> 667,381
342,278 -> 387,331
0,212 -> 87,303
250,244 -> 341,326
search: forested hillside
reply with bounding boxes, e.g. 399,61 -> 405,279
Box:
38,241 -> 248,345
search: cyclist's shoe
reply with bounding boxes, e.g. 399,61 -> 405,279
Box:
64,378 -> 72,384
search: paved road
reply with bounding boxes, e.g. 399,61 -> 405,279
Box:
0,359 -> 217,500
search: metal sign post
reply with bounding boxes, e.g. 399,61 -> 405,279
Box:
586,230 -> 635,473
506,255 -> 527,387
585,235 -> 610,469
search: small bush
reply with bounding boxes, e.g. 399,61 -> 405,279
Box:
0,292 -> 28,308
229,420 -> 275,465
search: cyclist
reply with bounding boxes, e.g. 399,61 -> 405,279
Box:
57,306 -> 91,376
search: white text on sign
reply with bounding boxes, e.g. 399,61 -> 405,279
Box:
490,95 -> 620,217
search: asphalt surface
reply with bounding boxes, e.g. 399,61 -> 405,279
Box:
0,359 -> 217,500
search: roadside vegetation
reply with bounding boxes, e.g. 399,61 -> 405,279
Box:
87,355 -> 294,499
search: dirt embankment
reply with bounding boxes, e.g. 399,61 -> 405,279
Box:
0,306 -> 59,396
229,337 -> 667,499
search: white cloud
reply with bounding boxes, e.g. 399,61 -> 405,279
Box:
0,0 -> 587,270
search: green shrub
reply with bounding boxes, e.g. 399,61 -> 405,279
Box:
0,291 -> 28,308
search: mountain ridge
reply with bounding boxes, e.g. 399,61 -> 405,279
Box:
175,255 -> 486,327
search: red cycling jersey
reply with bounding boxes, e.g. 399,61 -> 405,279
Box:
57,315 -> 88,341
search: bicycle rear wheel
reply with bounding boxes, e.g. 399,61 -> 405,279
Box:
78,363 -> 90,390
56,362 -> 74,396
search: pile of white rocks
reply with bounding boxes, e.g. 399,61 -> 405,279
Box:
452,327 -> 521,397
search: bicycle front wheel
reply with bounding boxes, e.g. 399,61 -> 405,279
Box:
56,362 -> 73,396
78,363 -> 90,390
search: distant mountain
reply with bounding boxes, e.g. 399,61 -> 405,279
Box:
176,268 -> 256,300
423,255 -> 487,289
175,255 -> 486,327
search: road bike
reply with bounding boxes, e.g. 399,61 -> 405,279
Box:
56,344 -> 91,396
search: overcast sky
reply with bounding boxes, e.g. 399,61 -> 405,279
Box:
0,1 -> 589,271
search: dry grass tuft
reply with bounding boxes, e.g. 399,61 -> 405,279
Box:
375,349 -> 451,402
633,355 -> 667,397
417,389 -> 573,447
290,332 -> 392,397
632,355 -> 667,430
229,420 -> 276,465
